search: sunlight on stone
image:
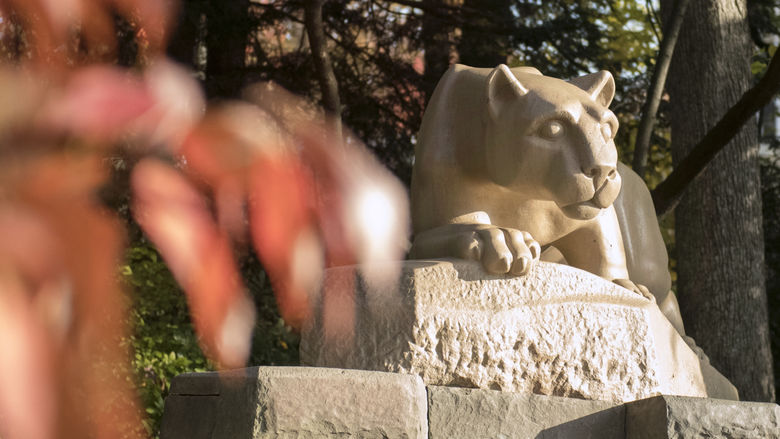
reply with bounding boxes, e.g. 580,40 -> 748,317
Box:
351,182 -> 407,290
355,185 -> 395,252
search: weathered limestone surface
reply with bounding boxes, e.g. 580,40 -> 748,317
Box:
160,366 -> 428,439
427,386 -> 624,439
625,395 -> 780,439
300,259 -> 737,402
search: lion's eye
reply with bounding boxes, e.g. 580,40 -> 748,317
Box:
601,123 -> 614,141
540,120 -> 564,139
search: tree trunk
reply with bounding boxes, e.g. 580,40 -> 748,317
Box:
304,0 -> 341,136
205,0 -> 250,99
662,0 -> 775,401
167,0 -> 202,70
651,47 -> 780,216
421,0 -> 460,101
456,0 -> 510,68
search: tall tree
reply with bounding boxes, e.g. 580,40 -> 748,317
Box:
762,155 -> 780,397
304,0 -> 342,136
456,0 -> 511,67
167,0 -> 203,70
205,0 -> 250,99
421,0 -> 460,100
662,0 -> 774,401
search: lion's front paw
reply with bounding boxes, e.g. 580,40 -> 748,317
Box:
458,225 -> 541,275
613,278 -> 655,302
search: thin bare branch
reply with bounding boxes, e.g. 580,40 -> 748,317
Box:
632,0 -> 690,178
651,47 -> 780,216
304,0 -> 342,136
645,0 -> 661,43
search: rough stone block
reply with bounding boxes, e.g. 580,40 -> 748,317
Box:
427,386 -> 624,439
301,260 -> 736,402
625,395 -> 780,438
160,368 -> 779,439
160,366 -> 428,439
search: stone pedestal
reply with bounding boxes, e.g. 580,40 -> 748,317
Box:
300,260 -> 737,402
160,367 -> 428,439
625,395 -> 780,439
160,367 -> 779,439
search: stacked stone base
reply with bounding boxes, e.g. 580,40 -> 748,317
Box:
161,261 -> 771,437
160,367 -> 780,439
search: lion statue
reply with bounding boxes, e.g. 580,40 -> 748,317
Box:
409,64 -> 686,336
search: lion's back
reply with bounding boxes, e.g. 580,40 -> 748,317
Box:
614,162 -> 672,296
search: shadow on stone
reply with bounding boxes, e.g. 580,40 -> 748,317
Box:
625,395 -> 780,438
427,386 -> 624,439
535,407 -> 625,439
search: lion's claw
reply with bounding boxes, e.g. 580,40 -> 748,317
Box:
463,225 -> 540,275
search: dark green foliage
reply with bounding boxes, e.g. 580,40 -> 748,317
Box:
122,243 -> 211,437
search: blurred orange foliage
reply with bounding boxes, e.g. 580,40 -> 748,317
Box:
0,1 -> 409,438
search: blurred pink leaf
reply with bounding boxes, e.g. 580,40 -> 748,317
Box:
131,158 -> 255,368
37,59 -> 204,148
249,155 -> 321,328
0,152 -> 144,439
214,177 -> 248,243
141,59 -> 206,149
0,291 -> 57,439
176,105 -> 262,242
246,83 -> 410,278
41,66 -> 154,142
290,114 -> 410,285
0,211 -> 58,439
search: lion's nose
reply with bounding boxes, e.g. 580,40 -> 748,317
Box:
582,164 -> 618,188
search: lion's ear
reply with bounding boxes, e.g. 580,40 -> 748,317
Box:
486,64 -> 529,121
569,70 -> 615,107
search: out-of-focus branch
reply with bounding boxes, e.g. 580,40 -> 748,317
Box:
645,0 -> 661,43
304,0 -> 342,137
651,47 -> 780,216
632,0 -> 690,178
